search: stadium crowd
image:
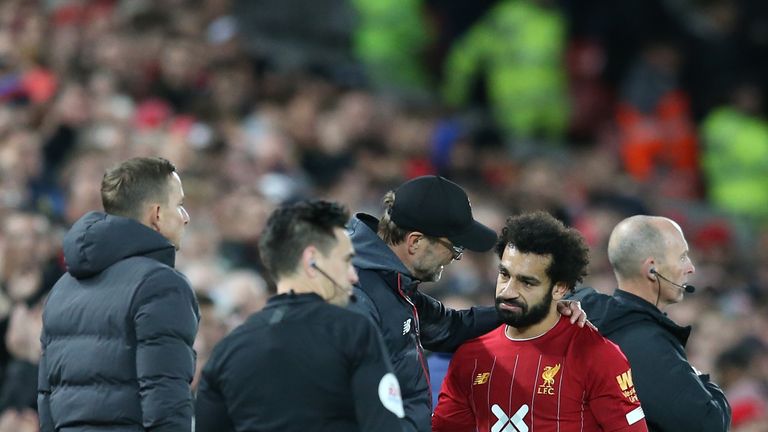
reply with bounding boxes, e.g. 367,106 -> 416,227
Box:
0,0 -> 766,430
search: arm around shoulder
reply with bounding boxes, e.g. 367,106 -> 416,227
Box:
414,291 -> 500,353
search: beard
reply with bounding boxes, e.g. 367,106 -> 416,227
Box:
412,262 -> 444,282
495,286 -> 553,329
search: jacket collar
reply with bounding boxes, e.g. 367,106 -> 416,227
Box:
613,289 -> 692,346
349,213 -> 420,296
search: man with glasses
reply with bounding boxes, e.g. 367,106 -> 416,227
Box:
348,175 -> 587,432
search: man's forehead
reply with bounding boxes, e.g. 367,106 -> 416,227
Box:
167,172 -> 184,197
502,244 -> 552,268
658,218 -> 688,248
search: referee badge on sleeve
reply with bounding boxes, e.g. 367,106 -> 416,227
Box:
378,373 -> 405,418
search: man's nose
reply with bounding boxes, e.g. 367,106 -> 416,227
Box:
348,265 -> 359,285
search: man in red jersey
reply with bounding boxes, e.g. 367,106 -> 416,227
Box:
433,211 -> 648,432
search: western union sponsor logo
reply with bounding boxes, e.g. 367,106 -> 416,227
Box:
616,369 -> 634,391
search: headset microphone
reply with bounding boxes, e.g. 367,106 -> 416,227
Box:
310,261 -> 357,303
650,268 -> 696,293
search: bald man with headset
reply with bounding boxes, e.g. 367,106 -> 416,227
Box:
572,215 -> 731,431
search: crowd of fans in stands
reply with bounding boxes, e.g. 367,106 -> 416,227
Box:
0,0 -> 766,430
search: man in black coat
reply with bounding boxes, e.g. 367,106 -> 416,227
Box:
38,157 -> 199,432
195,200 -> 405,432
348,175 -> 587,431
572,215 -> 731,432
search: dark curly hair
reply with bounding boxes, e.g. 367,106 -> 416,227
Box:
259,200 -> 350,280
495,211 -> 589,290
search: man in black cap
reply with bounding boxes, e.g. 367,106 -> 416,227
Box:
348,175 -> 586,432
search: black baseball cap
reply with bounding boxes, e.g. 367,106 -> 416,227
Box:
390,176 -> 497,252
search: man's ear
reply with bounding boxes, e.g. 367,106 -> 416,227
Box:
405,232 -> 423,255
145,204 -> 162,231
301,246 -> 319,276
552,282 -> 569,301
643,258 -> 657,282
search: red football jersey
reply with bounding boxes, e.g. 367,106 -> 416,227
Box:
433,315 -> 647,432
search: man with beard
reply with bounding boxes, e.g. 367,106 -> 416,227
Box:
432,211 -> 648,431
348,176 -> 587,432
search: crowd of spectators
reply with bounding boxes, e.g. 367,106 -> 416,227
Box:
0,0 -> 766,431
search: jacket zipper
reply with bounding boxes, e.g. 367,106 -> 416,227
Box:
396,273 -> 433,408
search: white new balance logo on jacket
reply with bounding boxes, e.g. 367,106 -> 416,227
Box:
402,319 -> 412,335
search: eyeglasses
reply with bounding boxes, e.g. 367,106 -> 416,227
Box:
433,238 -> 464,261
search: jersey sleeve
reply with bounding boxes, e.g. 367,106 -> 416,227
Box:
583,332 -> 649,431
432,347 -> 476,431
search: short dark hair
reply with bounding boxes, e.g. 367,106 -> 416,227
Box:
377,191 -> 409,246
101,157 -> 177,219
495,211 -> 589,290
259,200 -> 350,280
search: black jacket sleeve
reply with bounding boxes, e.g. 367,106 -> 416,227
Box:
347,316 -> 405,432
614,323 -> 731,432
195,368 -> 235,432
131,269 -> 199,432
413,291 -> 501,353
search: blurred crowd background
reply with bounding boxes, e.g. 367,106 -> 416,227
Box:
0,0 -> 767,430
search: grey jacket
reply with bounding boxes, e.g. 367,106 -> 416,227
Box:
38,211 -> 199,432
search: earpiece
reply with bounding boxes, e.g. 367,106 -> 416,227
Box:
309,260 -> 317,268
650,267 -> 696,297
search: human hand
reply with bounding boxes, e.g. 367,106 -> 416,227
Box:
5,303 -> 43,363
556,300 -> 592,328
0,409 -> 39,432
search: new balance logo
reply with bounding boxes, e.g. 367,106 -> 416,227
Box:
402,318 -> 412,335
474,372 -> 490,385
491,404 -> 529,432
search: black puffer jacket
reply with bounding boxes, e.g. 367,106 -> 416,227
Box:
572,287 -> 731,432
38,211 -> 199,432
348,214 -> 500,432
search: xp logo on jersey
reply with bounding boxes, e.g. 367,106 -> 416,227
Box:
402,318 -> 412,335
537,363 -> 561,395
491,404 -> 529,432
